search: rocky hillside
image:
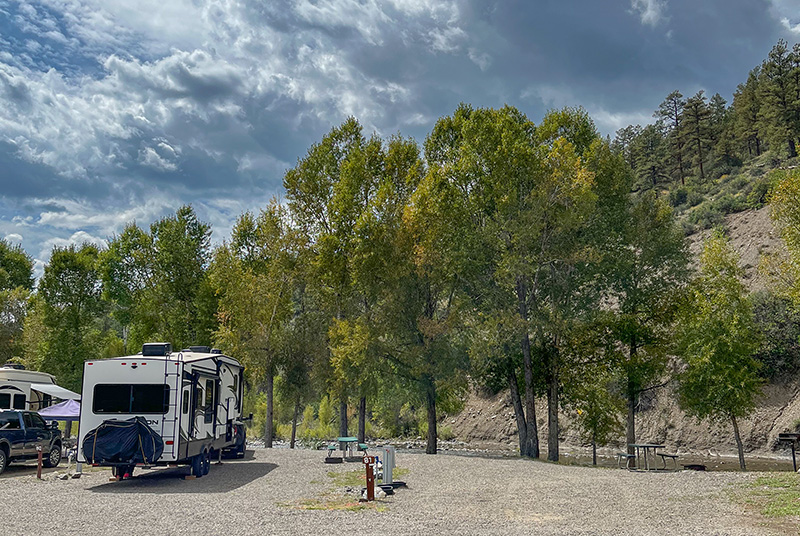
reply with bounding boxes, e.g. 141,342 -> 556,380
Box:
447,205 -> 800,457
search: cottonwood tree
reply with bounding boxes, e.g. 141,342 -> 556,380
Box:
38,244 -> 104,391
0,239 -> 34,363
284,118 -> 386,437
210,202 -> 300,446
677,231 -> 762,470
100,206 -> 216,352
601,191 -> 689,455
424,105 -> 596,459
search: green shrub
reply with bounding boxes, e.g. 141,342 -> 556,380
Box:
687,191 -> 704,207
688,204 -> 724,229
669,187 -> 688,207
438,425 -> 456,441
713,193 -> 747,214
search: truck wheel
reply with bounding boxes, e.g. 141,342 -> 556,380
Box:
0,447 -> 7,475
42,444 -> 62,468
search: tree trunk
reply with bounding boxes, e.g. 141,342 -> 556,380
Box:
592,430 -> 597,466
339,398 -> 348,437
508,367 -> 527,454
626,343 -> 637,459
731,414 -> 746,471
425,378 -> 437,455
755,137 -> 761,156
697,137 -> 705,180
546,349 -> 559,462
626,378 -> 636,460
789,137 -> 797,159
265,373 -> 274,448
517,276 -> 539,459
290,397 -> 300,449
357,396 -> 366,443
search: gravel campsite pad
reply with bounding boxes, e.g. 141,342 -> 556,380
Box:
0,448 -> 781,535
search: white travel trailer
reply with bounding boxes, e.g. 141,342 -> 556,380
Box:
77,343 -> 247,478
0,363 -> 80,411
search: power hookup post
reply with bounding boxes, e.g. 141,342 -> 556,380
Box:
363,455 -> 375,501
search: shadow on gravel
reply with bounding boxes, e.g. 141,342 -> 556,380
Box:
89,459 -> 277,494
0,464 -> 63,479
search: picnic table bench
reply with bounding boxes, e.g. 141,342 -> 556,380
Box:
325,437 -> 369,463
625,443 -> 679,471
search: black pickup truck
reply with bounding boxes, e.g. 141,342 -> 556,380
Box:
0,410 -> 62,475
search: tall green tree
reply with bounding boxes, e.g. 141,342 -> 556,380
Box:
759,39 -> 798,158
284,117 -> 384,437
424,105 -> 596,459
602,191 -> 690,456
38,244 -> 104,391
0,240 -> 34,363
677,230 -> 762,470
631,124 -> 668,189
0,240 -> 34,292
682,91 -> 712,180
655,90 -> 687,185
733,68 -> 765,157
100,206 -> 215,352
210,202 -> 300,446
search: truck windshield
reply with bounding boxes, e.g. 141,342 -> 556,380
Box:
93,384 -> 169,414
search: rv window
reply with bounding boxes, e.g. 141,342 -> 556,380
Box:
93,384 -> 169,414
12,394 -> 25,410
0,413 -> 20,429
0,393 -> 9,409
182,390 -> 189,414
205,379 -> 214,409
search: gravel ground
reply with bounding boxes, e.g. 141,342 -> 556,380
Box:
0,447 -> 779,535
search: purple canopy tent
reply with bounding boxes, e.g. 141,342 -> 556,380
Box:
37,399 -> 80,420
38,399 -> 81,439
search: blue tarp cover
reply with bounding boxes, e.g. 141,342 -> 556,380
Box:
82,417 -> 164,465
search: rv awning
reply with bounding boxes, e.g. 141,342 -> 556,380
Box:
29,383 -> 80,400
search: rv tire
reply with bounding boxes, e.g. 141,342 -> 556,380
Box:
191,454 -> 204,478
202,450 -> 210,475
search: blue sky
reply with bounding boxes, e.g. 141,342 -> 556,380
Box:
0,0 -> 798,277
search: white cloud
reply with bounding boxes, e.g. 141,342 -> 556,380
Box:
630,0 -> 667,27
4,233 -> 23,244
781,17 -> 800,34
768,1 -> 800,34
40,230 -> 107,258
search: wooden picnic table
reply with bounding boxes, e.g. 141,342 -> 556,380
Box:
628,443 -> 665,471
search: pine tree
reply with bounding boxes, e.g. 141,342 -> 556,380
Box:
759,40 -> 798,158
682,91 -> 712,181
733,68 -> 764,157
655,91 -> 687,184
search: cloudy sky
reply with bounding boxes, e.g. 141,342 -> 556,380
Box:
1,0 -> 799,277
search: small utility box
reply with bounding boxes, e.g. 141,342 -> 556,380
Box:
381,445 -> 396,485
